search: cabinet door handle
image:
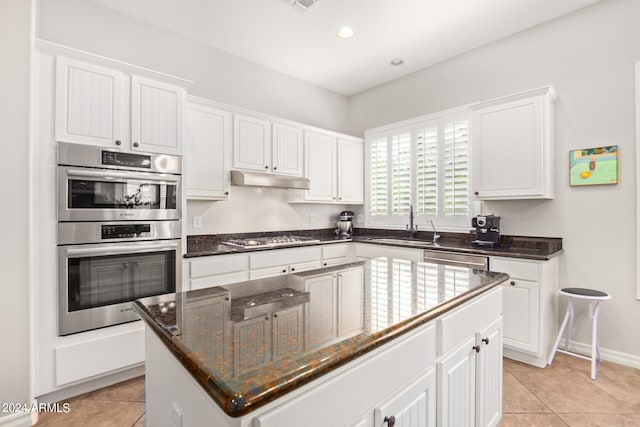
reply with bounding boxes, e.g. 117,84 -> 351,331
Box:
482,337 -> 490,345
473,345 -> 481,353
115,140 -> 122,146
383,416 -> 396,427
510,281 -> 516,286
133,142 -> 139,148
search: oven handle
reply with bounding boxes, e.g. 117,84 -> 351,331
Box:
66,168 -> 180,184
65,242 -> 180,258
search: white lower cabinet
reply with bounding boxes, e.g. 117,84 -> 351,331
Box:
437,288 -> 503,427
491,256 -> 558,367
374,369 -> 437,427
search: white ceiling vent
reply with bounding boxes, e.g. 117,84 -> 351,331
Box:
290,0 -> 318,10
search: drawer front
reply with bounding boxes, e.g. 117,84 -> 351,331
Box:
322,243 -> 350,260
322,257 -> 347,268
491,257 -> 539,281
189,254 -> 248,278
353,243 -> 423,261
290,259 -> 321,273
250,247 -> 321,270
250,265 -> 289,280
189,271 -> 249,290
438,286 -> 502,356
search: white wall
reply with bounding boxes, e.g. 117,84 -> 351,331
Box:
350,0 -> 640,358
0,0 -> 34,424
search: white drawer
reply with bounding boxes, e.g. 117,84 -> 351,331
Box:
189,254 -> 248,279
290,259 -> 321,273
438,287 -> 502,356
250,246 -> 321,269
491,257 -> 539,281
322,257 -> 347,268
322,243 -> 350,260
55,326 -> 144,386
189,271 -> 249,290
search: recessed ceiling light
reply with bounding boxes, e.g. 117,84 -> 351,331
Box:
390,58 -> 404,66
337,26 -> 354,39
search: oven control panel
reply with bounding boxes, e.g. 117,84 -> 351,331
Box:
101,224 -> 152,239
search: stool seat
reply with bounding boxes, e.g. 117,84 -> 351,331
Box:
548,287 -> 611,380
560,288 -> 610,300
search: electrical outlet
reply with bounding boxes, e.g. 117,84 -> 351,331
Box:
171,402 -> 183,427
192,216 -> 202,229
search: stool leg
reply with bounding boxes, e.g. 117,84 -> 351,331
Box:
565,298 -> 574,351
591,301 -> 602,380
549,298 -> 572,365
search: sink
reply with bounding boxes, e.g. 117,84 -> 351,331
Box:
370,238 -> 438,247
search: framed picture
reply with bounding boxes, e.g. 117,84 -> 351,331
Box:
569,145 -> 619,186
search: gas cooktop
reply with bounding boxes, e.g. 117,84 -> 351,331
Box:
223,235 -> 320,249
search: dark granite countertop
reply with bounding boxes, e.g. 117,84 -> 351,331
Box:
134,258 -> 508,417
185,228 -> 562,261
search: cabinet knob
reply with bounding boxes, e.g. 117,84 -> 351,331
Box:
332,197 -> 336,200
282,269 -> 287,273
273,314 -> 278,318
482,337 -> 490,345
273,166 -> 277,170
473,345 -> 481,353
115,140 -> 122,146
384,416 -> 396,427
291,267 -> 295,272
265,165 -> 269,169
474,191 -> 479,196
323,262 -> 327,266
133,142 -> 139,148
225,297 -> 229,301
265,316 -> 269,320
510,281 -> 516,286
225,191 -> 229,195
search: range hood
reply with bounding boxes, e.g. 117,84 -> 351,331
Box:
230,170 -> 310,190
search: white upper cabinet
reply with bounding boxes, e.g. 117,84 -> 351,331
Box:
185,98 -> 232,200
305,130 -> 337,202
297,131 -> 364,204
55,57 -> 124,147
272,122 -> 304,176
233,113 -> 272,172
471,86 -> 556,200
337,138 -> 364,204
232,115 -> 304,176
131,76 -> 185,155
54,53 -> 189,155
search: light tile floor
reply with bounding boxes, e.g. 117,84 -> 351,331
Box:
35,353 -> 640,426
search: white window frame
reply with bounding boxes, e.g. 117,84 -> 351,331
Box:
364,106 -> 475,231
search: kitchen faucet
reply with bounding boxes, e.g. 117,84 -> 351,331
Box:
407,204 -> 418,237
427,220 -> 441,244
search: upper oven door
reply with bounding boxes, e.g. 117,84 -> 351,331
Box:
58,166 -> 181,221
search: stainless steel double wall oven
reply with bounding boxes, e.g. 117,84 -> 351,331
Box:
57,143 -> 182,335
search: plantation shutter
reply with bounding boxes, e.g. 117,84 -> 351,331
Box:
370,257 -> 389,330
416,127 -> 438,216
443,120 -> 470,216
369,136 -> 388,216
391,132 -> 411,216
391,259 -> 413,323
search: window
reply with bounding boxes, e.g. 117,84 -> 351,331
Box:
365,110 -> 472,228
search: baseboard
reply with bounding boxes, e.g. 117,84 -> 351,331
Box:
0,411 -> 36,427
566,341 -> 640,370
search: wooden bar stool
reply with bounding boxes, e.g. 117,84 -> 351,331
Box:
548,287 -> 611,379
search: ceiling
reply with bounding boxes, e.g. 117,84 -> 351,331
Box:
90,0 -> 600,96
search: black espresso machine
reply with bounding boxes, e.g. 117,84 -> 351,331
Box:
472,215 -> 501,247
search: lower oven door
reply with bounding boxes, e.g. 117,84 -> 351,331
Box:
58,239 -> 181,335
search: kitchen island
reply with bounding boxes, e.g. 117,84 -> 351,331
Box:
134,257 -> 509,427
